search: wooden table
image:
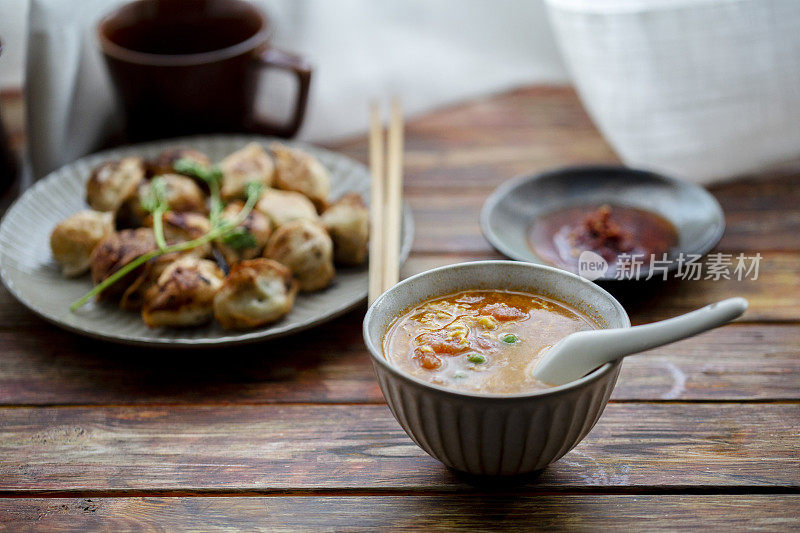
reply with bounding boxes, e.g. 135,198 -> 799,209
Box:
0,87 -> 798,530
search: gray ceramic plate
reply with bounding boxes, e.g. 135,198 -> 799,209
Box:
0,135 -> 413,347
480,166 -> 724,280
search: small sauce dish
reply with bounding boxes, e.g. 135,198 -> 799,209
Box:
480,166 -> 725,280
363,260 -> 629,476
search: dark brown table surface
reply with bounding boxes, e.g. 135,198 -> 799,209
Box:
0,87 -> 798,531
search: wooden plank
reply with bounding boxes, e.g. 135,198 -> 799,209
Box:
334,87 -> 619,178
4,86 -> 799,257
406,192 -> 487,254
402,252 -> 800,323
404,180 -> 800,255
21,176 -> 785,262
1,495 -> 798,531
711,171 -> 800,253
333,87 -> 800,253
0,249 -> 796,330
0,404 -> 797,492
0,323 -> 797,406
612,324 -> 800,401
603,252 -> 800,324
0,310 -> 382,406
1,85 -> 796,328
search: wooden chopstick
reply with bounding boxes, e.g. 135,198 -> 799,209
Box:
368,102 -> 386,305
368,99 -> 404,305
383,99 -> 404,293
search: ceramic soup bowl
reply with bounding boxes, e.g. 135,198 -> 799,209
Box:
363,260 -> 630,476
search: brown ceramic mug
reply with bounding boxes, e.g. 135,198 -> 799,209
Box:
98,0 -> 311,141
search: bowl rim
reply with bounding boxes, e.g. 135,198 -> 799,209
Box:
363,260 -> 630,401
479,164 -> 726,278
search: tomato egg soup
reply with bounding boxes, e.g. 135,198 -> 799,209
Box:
383,290 -> 598,394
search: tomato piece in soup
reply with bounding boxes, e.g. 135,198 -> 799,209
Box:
482,302 -> 526,321
413,349 -> 442,370
416,329 -> 471,356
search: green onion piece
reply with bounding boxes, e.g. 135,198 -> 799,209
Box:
502,334 -> 519,344
452,371 -> 467,379
467,353 -> 486,364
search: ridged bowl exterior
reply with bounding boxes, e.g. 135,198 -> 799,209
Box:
364,261 -> 629,476
374,358 -> 620,475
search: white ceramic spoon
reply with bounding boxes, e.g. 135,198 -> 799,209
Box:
532,297 -> 749,386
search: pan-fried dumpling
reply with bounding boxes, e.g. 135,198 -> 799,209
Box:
264,219 -> 334,292
160,211 -> 211,243
255,188 -> 318,228
320,193 -> 369,266
144,211 -> 212,258
214,200 -> 272,265
120,174 -> 207,227
143,174 -> 207,213
121,212 -> 213,309
90,228 -> 157,299
120,253 -> 178,311
219,143 -> 274,200
213,258 -> 297,330
270,143 -> 330,210
86,157 -> 145,212
141,256 -> 224,327
149,148 -> 211,177
50,210 -> 115,276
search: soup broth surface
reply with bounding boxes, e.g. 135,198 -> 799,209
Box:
383,290 -> 598,394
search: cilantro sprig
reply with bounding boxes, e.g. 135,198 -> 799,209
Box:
173,158 -> 224,226
140,177 -> 169,251
222,227 -> 257,250
69,180 -> 263,312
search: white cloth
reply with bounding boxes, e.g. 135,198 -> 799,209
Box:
25,0 -> 566,178
26,0 -> 127,179
546,0 -> 800,183
27,0 -> 800,183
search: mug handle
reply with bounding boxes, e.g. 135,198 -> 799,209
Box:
247,47 -> 312,138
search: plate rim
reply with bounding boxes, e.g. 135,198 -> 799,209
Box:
479,164 -> 726,279
0,134 -> 414,347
